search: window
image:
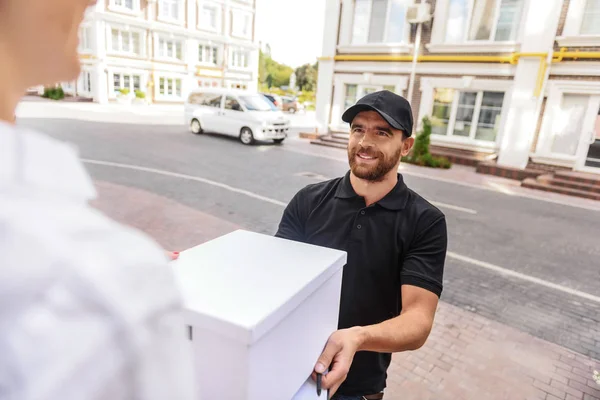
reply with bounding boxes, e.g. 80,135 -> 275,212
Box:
351,0 -> 410,44
110,28 -> 142,55
159,77 -> 183,98
158,37 -> 183,60
79,26 -> 93,52
430,88 -> 505,142
230,49 -> 250,68
113,73 -> 141,94
159,0 -> 181,20
232,12 -> 252,38
444,0 -> 523,43
199,44 -> 219,65
239,94 -> 276,111
111,0 -> 135,10
82,71 -> 92,93
200,4 -> 219,30
225,96 -> 243,111
187,93 -> 222,107
581,0 -> 600,35
344,84 -> 358,109
383,85 -> 396,93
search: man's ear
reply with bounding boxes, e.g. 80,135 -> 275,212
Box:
401,136 -> 415,157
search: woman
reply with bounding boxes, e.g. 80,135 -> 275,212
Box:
0,1 -> 193,399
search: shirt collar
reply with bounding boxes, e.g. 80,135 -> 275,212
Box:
0,121 -> 97,202
335,170 -> 410,210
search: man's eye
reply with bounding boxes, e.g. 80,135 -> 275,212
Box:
377,131 -> 389,137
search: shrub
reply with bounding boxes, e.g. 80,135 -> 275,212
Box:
135,90 -> 146,99
403,116 -> 453,169
42,86 -> 65,101
119,88 -> 130,96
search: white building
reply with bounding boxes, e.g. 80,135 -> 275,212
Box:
63,0 -> 259,104
315,0 -> 600,177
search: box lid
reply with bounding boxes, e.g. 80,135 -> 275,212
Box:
171,230 -> 347,345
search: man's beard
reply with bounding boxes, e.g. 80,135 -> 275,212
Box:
348,145 -> 403,182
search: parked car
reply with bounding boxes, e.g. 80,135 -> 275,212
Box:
185,88 -> 290,145
262,93 -> 283,110
281,96 -> 302,113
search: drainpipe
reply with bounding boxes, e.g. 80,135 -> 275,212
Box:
406,0 -> 423,107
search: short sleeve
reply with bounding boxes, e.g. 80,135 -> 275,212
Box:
401,215 -> 448,297
275,189 -> 307,243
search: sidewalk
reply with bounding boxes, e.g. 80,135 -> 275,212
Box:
387,302 -> 600,399
91,179 -> 600,400
284,137 -> 600,211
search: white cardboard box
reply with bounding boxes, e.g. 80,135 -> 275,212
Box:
171,230 -> 347,400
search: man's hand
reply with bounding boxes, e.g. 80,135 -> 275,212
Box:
313,327 -> 365,398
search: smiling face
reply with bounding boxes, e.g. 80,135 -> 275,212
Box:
348,111 -> 414,182
0,0 -> 93,88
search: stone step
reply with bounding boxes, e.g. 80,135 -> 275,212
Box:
537,174 -> 600,194
331,133 -> 350,141
320,136 -> 349,145
521,178 -> 600,201
428,148 -> 482,167
554,170 -> 600,187
310,139 -> 347,150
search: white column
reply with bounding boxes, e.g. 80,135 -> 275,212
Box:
93,19 -> 108,103
315,0 -> 341,133
496,0 -> 563,169
248,47 -> 259,92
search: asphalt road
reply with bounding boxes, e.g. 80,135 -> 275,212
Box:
18,117 -> 600,360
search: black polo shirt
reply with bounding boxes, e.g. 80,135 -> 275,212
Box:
275,171 -> 447,396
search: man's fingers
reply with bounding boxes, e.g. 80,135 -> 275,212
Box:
319,363 -> 347,390
314,338 -> 340,374
328,381 -> 343,399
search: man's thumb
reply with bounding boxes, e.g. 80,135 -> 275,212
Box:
315,341 -> 338,373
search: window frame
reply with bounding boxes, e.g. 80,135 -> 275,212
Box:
229,48 -> 251,70
107,26 -> 145,57
80,70 -> 93,95
78,24 -> 93,53
557,0 -> 600,47
349,0 -> 412,46
198,42 -> 220,66
427,0 -> 524,53
111,72 -> 143,95
231,10 -> 253,39
108,0 -> 140,14
198,2 -> 222,33
156,75 -> 185,101
158,0 -> 185,23
418,77 -> 511,149
155,35 -> 185,62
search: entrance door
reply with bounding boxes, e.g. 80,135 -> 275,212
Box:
575,100 -> 600,173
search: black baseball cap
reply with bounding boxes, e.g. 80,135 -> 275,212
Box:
341,90 -> 414,136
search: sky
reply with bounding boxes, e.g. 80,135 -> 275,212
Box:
255,0 -> 326,68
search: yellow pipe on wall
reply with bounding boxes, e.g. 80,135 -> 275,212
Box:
332,50 -> 600,98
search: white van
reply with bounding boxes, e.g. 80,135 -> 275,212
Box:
184,88 -> 290,145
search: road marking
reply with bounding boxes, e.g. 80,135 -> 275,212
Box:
280,146 -> 600,212
82,159 -> 288,207
447,251 -> 600,304
428,201 -> 477,215
84,159 -> 475,215
85,158 -> 596,302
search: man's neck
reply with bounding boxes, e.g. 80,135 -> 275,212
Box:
350,170 -> 398,207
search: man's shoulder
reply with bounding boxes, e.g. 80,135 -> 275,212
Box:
406,187 -> 446,223
294,176 -> 344,203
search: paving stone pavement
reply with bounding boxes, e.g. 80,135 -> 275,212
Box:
89,179 -> 600,400
386,302 -> 600,400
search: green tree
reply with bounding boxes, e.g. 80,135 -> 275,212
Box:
258,45 -> 293,89
403,116 -> 452,169
295,62 -> 318,92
